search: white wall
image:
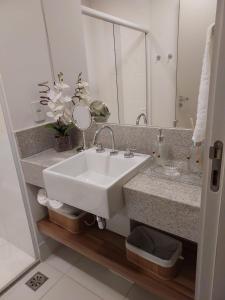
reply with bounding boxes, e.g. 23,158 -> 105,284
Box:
42,0 -> 88,93
0,0 -> 53,130
177,0 -> 217,128
0,77 -> 35,257
82,0 -> 179,127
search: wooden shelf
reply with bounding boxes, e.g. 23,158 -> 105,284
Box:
37,218 -> 196,300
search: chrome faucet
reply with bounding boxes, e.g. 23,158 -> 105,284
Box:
92,125 -> 118,155
136,113 -> 147,125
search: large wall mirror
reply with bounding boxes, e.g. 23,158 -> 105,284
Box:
41,0 -> 217,129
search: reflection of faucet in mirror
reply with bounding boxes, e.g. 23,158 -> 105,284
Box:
136,113 -> 147,125
92,125 -> 118,155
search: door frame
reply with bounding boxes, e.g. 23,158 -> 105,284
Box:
0,74 -> 40,260
196,0 -> 225,299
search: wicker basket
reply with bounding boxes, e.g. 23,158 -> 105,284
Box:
126,226 -> 182,280
48,208 -> 90,234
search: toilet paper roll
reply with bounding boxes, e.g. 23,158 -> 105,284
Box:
37,189 -> 48,206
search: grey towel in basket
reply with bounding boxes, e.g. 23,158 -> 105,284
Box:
127,226 -> 180,260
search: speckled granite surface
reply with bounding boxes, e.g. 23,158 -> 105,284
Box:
15,123 -> 193,160
21,148 -> 78,187
16,123 -> 200,242
21,148 -> 78,168
86,124 -> 193,161
124,172 -> 201,242
14,124 -> 82,158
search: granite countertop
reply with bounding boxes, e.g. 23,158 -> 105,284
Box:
124,172 -> 201,209
21,148 -> 201,242
124,164 -> 202,242
21,148 -> 78,187
21,148 -> 78,168
21,148 -> 201,208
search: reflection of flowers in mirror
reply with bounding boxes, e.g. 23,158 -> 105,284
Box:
72,72 -> 91,104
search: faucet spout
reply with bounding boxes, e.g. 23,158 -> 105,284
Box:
92,125 -> 118,155
136,113 -> 147,125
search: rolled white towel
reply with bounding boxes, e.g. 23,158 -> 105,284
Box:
37,189 -> 49,207
48,199 -> 64,210
37,189 -> 78,215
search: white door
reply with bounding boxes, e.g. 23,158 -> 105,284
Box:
196,1 -> 225,299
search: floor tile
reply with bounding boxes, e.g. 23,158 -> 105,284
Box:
0,240 -> 35,292
45,246 -> 82,273
67,257 -> 132,300
42,276 -> 101,300
125,284 -> 163,300
2,263 -> 62,300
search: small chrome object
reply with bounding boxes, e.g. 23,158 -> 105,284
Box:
96,143 -> 105,153
72,103 -> 92,150
92,125 -> 118,155
136,113 -> 147,125
168,54 -> 173,61
110,150 -> 118,156
96,216 -> 106,230
178,96 -> 189,108
124,148 -> 136,158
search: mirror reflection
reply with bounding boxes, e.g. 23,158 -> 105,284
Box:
42,0 -> 217,129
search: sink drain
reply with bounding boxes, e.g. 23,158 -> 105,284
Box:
25,272 -> 48,291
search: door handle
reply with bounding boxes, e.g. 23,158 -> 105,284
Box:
209,141 -> 223,192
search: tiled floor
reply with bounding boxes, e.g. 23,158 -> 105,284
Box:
1,245 -> 162,300
0,238 -> 35,293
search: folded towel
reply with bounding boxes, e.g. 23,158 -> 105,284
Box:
192,24 -> 215,144
48,199 -> 64,210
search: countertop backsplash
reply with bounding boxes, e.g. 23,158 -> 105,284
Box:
15,122 -> 193,161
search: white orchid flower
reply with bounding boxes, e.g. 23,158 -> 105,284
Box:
58,96 -> 72,104
77,81 -> 88,89
55,82 -> 70,91
62,113 -> 72,125
54,105 -> 64,112
54,113 -> 63,121
46,111 -> 55,118
80,94 -> 91,101
47,90 -> 62,103
63,96 -> 73,103
48,102 -> 56,111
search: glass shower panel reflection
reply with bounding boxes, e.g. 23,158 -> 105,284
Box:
82,15 -> 119,123
0,81 -> 35,292
114,26 -> 147,125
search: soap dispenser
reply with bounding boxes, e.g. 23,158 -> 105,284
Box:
155,128 -> 168,166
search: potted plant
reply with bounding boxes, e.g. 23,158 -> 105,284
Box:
45,119 -> 74,152
39,72 -> 111,151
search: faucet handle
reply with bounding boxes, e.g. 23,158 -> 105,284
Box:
110,149 -> 119,156
95,143 -> 105,153
124,148 -> 136,158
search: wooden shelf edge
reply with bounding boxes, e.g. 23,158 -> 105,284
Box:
37,218 -> 195,300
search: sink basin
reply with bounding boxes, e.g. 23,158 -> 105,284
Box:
43,148 -> 149,218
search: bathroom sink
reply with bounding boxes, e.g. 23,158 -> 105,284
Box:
43,148 -> 149,218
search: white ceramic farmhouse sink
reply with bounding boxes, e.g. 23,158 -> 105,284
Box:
43,148 -> 149,219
